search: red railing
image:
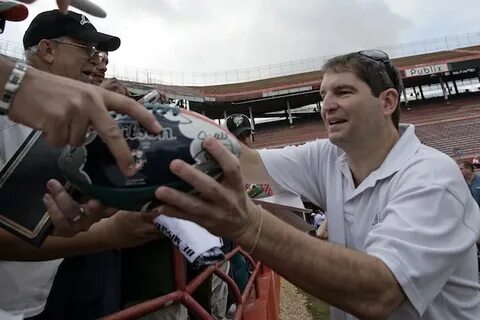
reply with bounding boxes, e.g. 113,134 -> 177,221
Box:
103,245 -> 280,320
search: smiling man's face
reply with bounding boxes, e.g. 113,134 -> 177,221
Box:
47,37 -> 102,84
91,52 -> 108,85
320,70 -> 387,148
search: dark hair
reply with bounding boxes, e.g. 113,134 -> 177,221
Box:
237,130 -> 253,143
322,52 -> 403,130
461,160 -> 475,172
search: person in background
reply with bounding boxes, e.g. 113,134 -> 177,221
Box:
459,160 -> 480,206
226,114 -> 273,198
458,160 -> 480,282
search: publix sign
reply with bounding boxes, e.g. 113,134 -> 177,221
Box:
404,64 -> 449,77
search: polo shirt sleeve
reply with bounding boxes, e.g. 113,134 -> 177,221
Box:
258,140 -> 328,208
365,181 -> 480,316
0,117 -> 31,167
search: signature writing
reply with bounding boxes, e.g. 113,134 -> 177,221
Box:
197,130 -> 228,141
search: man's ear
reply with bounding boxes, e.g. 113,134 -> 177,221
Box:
37,39 -> 56,64
380,88 -> 399,117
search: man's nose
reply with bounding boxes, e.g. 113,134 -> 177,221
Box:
91,58 -> 107,74
321,93 -> 338,112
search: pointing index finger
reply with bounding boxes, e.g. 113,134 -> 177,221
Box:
90,109 -> 137,176
104,90 -> 162,134
91,91 -> 163,176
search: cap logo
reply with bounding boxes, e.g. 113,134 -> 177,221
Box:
80,15 -> 91,26
233,116 -> 244,127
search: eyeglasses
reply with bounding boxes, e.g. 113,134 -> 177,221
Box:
357,49 -> 399,90
51,40 -> 107,60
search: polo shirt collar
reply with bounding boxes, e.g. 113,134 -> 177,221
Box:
336,124 -> 422,197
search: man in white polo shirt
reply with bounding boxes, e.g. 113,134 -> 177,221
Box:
154,50 -> 480,319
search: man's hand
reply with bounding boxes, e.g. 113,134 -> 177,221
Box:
17,0 -> 106,17
99,211 -> 162,248
43,178 -> 160,245
316,219 -> 328,240
154,137 -> 260,246
9,67 -> 162,176
43,179 -> 116,237
101,78 -> 129,96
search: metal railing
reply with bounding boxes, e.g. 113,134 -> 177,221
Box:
102,245 -> 268,320
3,31 -> 480,86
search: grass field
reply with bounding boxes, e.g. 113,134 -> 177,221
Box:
302,289 -> 330,320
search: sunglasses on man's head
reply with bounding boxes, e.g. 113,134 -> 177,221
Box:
358,49 -> 390,63
357,49 -> 398,89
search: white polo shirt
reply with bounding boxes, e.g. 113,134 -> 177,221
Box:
259,124 -> 480,320
0,116 -> 62,318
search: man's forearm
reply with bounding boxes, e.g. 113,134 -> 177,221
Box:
241,209 -> 405,319
239,144 -> 273,184
0,220 -> 115,261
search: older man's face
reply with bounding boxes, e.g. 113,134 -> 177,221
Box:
48,38 -> 104,84
91,52 -> 108,85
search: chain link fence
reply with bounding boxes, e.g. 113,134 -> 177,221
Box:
3,31 -> 480,86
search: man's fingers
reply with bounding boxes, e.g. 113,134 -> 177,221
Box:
56,0 -> 71,12
155,203 -> 223,237
87,199 -> 114,215
92,91 -> 162,176
69,115 -> 90,147
119,84 -> 129,96
43,193 -> 76,236
44,191 -> 99,235
104,91 -> 162,134
44,121 -> 69,147
155,186 -> 212,221
168,159 -> 231,203
111,81 -> 129,96
202,137 -> 244,188
90,108 -> 137,176
69,0 -> 107,18
46,179 -> 79,216
154,203 -> 210,232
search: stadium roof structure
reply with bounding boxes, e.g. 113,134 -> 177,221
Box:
125,44 -> 480,119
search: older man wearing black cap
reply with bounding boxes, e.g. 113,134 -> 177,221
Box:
23,9 -> 120,83
0,10 -> 160,320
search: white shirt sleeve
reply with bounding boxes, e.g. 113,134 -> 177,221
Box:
258,140 -> 329,209
0,309 -> 23,320
365,182 -> 480,316
0,117 -> 32,167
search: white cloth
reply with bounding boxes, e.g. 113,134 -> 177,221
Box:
259,124 -> 480,320
153,215 -> 222,263
0,309 -> 23,320
0,116 -> 62,317
313,213 -> 325,228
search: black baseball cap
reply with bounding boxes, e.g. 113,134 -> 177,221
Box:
23,10 -> 120,51
226,114 -> 253,137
